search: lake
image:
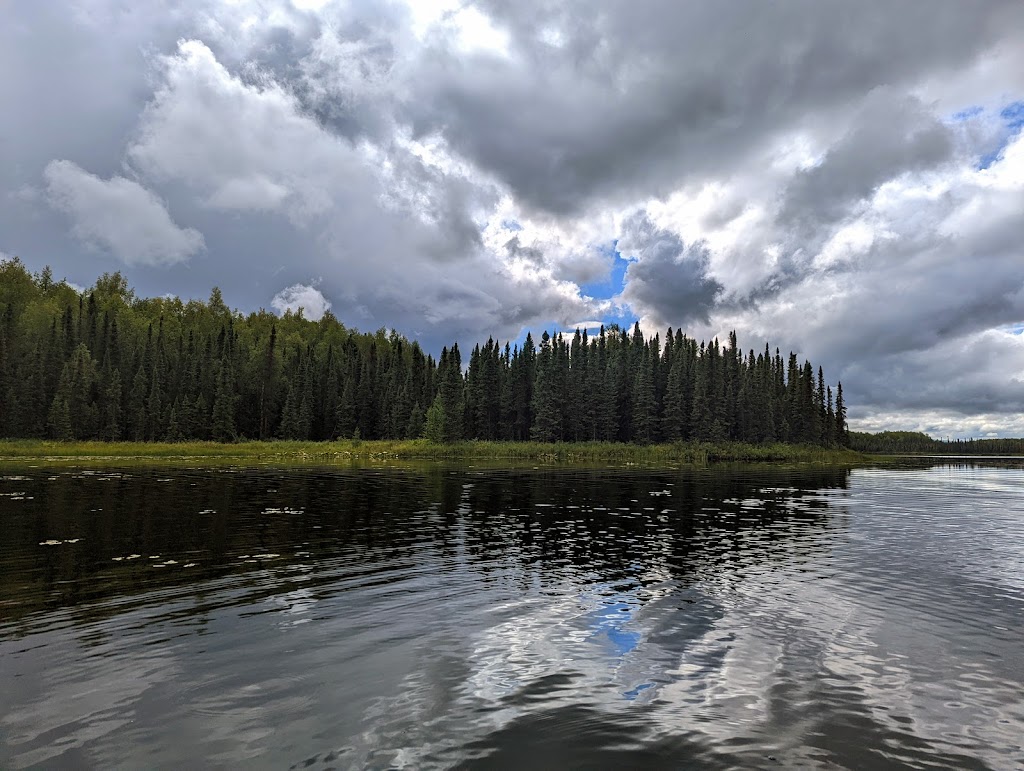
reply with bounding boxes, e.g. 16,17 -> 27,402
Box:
1,460 -> 1022,769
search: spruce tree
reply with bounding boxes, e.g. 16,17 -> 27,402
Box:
166,404 -> 183,442
826,386 -> 836,446
127,366 -> 148,441
835,382 -> 848,446
210,366 -> 236,442
334,374 -> 356,438
424,394 -> 446,443
662,350 -> 686,441
278,384 -> 300,439
406,401 -> 425,439
531,332 -> 562,442
632,345 -> 656,443
47,394 -> 73,440
259,324 -> 277,439
438,345 -> 464,442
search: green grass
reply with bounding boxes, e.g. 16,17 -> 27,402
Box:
0,438 -> 865,466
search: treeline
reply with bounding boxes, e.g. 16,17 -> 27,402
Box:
0,257 -> 847,445
850,431 -> 1024,455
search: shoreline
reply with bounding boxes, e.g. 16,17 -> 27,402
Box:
0,439 -> 864,466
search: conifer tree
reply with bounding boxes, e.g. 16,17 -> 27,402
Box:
424,394 -> 446,443
407,401 -> 425,439
816,366 -> 827,445
63,344 -> 99,438
355,354 -> 379,439
513,334 -> 535,440
437,344 -> 464,442
334,373 -> 357,439
259,324 -> 277,439
47,394 -> 73,440
662,349 -> 687,440
531,331 -> 562,442
278,384 -> 300,439
632,344 -> 656,443
127,367 -> 148,441
210,365 -> 236,442
826,385 -> 836,446
835,382 -> 848,446
166,403 -> 183,442
0,333 -> 12,437
24,345 -> 47,437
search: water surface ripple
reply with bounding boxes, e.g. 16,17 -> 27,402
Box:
1,462 -> 1022,769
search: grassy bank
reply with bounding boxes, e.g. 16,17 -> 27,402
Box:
0,439 -> 864,466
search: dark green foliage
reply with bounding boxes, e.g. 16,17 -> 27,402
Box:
0,256 -> 848,446
47,395 -> 73,440
437,344 -> 464,442
210,365 -> 237,442
849,430 -> 1024,455
834,382 -> 848,446
406,401 -> 425,439
423,394 -> 445,443
531,332 -> 563,442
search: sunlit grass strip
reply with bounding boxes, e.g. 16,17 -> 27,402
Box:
0,439 -> 864,465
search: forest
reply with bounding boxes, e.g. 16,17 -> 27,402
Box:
849,431 -> 1024,455
0,257 -> 848,446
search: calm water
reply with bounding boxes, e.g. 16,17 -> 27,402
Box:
1,461 -> 1022,769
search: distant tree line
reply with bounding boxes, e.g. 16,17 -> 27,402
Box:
849,431 -> 1024,455
0,257 -> 848,445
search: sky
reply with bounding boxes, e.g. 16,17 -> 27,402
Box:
2,0 -> 1024,438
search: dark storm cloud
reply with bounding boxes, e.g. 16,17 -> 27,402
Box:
617,212 -> 722,325
726,90 -> 962,307
841,331 -> 1024,416
780,90 -> 956,229
407,0 -> 1021,213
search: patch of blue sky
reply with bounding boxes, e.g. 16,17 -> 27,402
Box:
1001,101 -> 1024,131
978,148 -> 1003,170
500,218 -> 523,231
597,305 -> 637,334
510,246 -> 637,346
977,99 -> 1024,170
575,240 -> 637,332
579,240 -> 628,302
951,105 -> 984,121
505,239 -> 641,346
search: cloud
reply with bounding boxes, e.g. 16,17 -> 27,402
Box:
43,160 -> 204,266
616,211 -> 722,326
852,407 -> 1024,439
780,89 -> 955,231
271,283 -> 331,320
406,0 -> 1024,214
128,39 -> 376,223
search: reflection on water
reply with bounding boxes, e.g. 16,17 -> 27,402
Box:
1,462 -> 1022,769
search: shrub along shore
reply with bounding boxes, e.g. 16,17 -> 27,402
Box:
0,439 -> 864,466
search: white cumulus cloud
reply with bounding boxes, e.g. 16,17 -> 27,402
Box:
271,283 -> 332,320
43,160 -> 203,266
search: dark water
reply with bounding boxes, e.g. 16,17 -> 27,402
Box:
1,461 -> 1022,770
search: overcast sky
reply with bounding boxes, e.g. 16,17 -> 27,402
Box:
2,1 -> 1024,437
